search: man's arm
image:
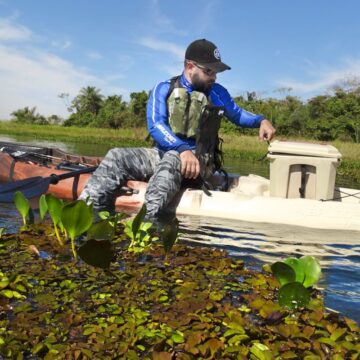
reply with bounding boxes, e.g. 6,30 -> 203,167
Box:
212,84 -> 276,140
146,81 -> 191,153
259,119 -> 276,141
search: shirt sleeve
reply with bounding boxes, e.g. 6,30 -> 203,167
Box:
146,81 -> 191,153
212,84 -> 265,128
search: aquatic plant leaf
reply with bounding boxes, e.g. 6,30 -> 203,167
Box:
152,352 -> 173,360
39,194 -> 48,221
278,282 -> 310,309
284,257 -> 305,283
87,220 -> 114,241
45,193 -> 64,226
271,262 -> 296,286
61,200 -> 93,241
330,327 -> 346,341
14,191 -> 30,225
0,227 -> 5,239
78,239 -> 114,268
250,343 -> 272,360
0,279 -> 9,289
132,204 -> 146,238
161,218 -> 179,255
171,332 -> 184,343
98,211 -> 110,220
299,255 -> 321,288
0,289 -> 14,298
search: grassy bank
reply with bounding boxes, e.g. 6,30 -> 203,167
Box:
1,121 -> 360,182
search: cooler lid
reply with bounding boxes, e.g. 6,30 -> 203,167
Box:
268,140 -> 342,159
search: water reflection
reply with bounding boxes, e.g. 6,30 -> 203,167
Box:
178,215 -> 360,323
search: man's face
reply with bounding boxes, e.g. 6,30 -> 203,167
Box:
188,61 -> 217,92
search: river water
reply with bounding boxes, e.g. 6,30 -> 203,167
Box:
0,134 -> 360,323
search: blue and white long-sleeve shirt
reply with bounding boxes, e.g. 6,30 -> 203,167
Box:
146,73 -> 264,153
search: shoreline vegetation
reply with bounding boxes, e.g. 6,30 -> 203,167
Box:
1,121 -> 360,183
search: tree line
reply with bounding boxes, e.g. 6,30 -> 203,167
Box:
9,82 -> 360,143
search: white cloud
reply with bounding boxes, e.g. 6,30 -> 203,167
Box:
0,17 -> 31,41
150,0 -> 187,36
0,17 -> 128,119
195,0 -> 218,34
138,37 -> 184,60
0,44 -> 97,118
277,58 -> 360,96
51,39 -> 72,50
87,51 -> 103,60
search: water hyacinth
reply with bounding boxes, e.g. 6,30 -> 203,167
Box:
271,255 -> 322,309
0,229 -> 359,359
61,199 -> 93,259
1,193 -> 359,358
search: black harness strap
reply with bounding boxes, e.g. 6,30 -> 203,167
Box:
72,174 -> 80,200
8,159 -> 17,182
195,105 -> 227,195
299,165 -> 307,198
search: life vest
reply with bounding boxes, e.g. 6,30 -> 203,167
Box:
167,78 -> 208,139
167,76 -> 229,192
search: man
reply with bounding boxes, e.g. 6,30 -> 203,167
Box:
79,39 -> 275,222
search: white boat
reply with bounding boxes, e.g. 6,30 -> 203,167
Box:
169,141 -> 360,232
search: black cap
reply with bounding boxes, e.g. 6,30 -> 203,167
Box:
185,39 -> 231,73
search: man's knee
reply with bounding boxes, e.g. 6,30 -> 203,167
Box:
162,150 -> 181,168
105,148 -> 125,162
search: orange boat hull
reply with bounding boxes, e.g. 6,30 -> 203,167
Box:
0,150 -> 147,211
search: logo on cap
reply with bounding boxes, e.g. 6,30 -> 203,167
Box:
214,48 -> 221,60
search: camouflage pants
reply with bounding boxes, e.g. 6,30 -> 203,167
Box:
78,148 -> 182,221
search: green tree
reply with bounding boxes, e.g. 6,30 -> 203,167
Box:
129,91 -> 148,125
94,95 -> 128,128
11,107 -> 48,125
71,86 -> 104,116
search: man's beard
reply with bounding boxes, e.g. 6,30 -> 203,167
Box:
191,73 -> 214,93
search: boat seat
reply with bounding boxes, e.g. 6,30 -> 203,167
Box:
229,174 -> 270,197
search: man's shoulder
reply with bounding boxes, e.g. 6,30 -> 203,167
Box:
151,79 -> 172,97
211,82 -> 228,94
210,82 -> 231,101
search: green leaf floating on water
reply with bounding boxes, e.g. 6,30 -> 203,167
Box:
284,257 -> 305,283
271,261 -> 296,286
298,255 -> 321,288
61,200 -> 93,240
278,282 -> 310,309
161,218 -> 179,255
78,239 -> 114,268
39,194 -> 48,221
87,220 -> 114,241
131,204 -> 146,239
250,343 -> 272,360
46,193 -> 64,226
14,191 -> 31,225
61,200 -> 93,259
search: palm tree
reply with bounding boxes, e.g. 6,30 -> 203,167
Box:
71,86 -> 104,115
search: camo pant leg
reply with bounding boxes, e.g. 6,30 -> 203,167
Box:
79,148 -> 161,213
144,150 -> 182,221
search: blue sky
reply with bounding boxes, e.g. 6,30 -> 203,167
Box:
0,0 -> 360,119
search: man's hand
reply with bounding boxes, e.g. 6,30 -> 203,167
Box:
180,150 -> 200,179
259,119 -> 276,141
